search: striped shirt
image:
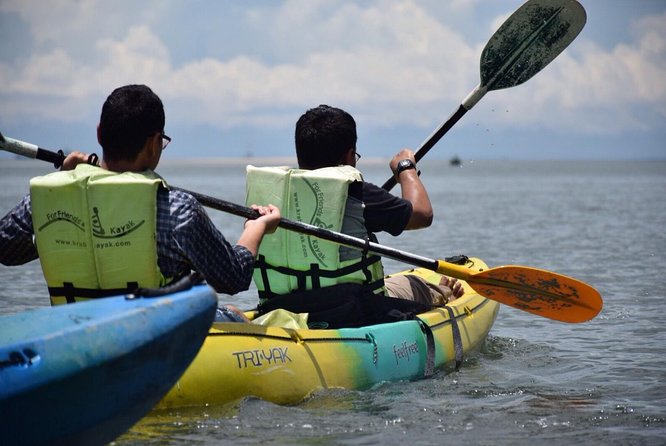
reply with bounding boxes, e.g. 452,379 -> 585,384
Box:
0,188 -> 256,295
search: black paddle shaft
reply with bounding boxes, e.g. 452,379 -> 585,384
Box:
381,104 -> 467,191
179,187 -> 441,272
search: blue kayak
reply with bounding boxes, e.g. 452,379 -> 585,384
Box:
0,278 -> 216,446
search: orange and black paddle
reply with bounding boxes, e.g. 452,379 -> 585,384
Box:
0,131 -> 603,323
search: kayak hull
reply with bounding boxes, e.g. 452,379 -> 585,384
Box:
0,284 -> 216,446
159,258 -> 499,408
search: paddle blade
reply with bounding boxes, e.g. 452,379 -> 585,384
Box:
468,265 -> 602,323
481,0 -> 586,91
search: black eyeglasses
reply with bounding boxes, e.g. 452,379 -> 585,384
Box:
161,133 -> 171,150
355,151 -> 361,162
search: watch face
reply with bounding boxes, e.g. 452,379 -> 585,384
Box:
398,159 -> 414,171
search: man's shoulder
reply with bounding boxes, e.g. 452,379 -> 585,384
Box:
164,187 -> 197,201
358,181 -> 397,201
360,181 -> 382,192
159,187 -> 201,212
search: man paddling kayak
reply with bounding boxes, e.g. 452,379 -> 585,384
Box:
246,105 -> 462,326
0,84 -> 280,320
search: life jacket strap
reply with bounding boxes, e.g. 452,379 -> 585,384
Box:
444,305 -> 464,370
256,254 -> 384,300
48,281 -> 140,303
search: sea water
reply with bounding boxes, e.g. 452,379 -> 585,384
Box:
1,158 -> 664,445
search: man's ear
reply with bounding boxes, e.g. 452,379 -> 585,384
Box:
145,133 -> 160,158
341,147 -> 355,165
96,124 -> 102,145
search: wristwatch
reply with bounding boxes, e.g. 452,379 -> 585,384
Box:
396,159 -> 416,175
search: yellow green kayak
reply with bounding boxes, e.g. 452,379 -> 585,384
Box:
157,257 -> 499,408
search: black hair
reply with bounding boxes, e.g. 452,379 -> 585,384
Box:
295,105 -> 357,169
98,84 -> 165,162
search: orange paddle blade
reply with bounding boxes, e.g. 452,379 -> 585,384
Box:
469,265 -> 602,323
436,261 -> 602,323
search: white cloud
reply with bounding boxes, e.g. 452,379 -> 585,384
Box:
1,0 -> 665,140
0,25 -> 171,123
95,26 -> 172,89
2,1 -> 477,128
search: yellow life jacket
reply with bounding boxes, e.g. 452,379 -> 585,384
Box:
30,164 -> 168,305
246,165 -> 384,301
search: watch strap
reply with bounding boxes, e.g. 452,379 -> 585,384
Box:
396,159 -> 416,174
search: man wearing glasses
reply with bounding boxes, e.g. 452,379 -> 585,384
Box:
0,84 -> 280,318
246,105 -> 462,327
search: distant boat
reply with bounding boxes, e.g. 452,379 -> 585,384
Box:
449,155 -> 462,166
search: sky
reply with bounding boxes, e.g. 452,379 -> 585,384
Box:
1,0 -> 665,161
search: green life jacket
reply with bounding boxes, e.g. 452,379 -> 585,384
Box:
30,164 -> 169,305
246,165 -> 385,302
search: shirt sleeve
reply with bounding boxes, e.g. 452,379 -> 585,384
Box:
167,191 -> 256,294
0,194 -> 39,266
354,182 -> 413,236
